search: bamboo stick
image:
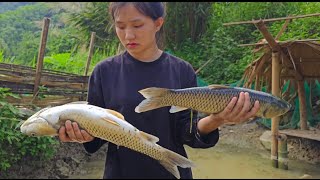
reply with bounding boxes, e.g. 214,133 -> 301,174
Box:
33,17 -> 50,98
84,32 -> 96,76
238,39 -> 320,47
223,13 -> 320,26
271,51 -> 281,168
275,18 -> 291,40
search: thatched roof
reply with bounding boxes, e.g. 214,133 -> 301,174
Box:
240,41 -> 320,92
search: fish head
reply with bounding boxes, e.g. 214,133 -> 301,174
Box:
262,97 -> 292,118
20,107 -> 58,137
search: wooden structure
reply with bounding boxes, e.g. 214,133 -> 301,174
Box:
0,62 -> 88,107
224,13 -> 320,169
0,17 -> 95,107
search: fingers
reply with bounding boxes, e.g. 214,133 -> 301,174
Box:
221,96 -> 238,115
58,125 -> 71,142
61,120 -> 93,143
216,92 -> 260,124
72,122 -> 86,143
228,92 -> 245,117
81,130 -> 95,142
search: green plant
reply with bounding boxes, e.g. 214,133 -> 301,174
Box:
0,88 -> 59,172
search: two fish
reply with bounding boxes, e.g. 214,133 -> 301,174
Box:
20,85 -> 291,178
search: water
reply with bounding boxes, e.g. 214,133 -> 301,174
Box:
69,143 -> 320,179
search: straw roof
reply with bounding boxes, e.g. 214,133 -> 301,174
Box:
240,40 -> 320,92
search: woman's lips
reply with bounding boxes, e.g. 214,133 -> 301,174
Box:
127,43 -> 138,48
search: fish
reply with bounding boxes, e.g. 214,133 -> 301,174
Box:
135,85 -> 292,119
20,102 -> 195,179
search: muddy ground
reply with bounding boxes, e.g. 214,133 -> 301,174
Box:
1,122 -> 319,179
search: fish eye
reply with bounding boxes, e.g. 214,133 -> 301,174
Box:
31,133 -> 36,137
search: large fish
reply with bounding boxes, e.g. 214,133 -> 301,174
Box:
20,102 -> 194,179
135,85 -> 292,119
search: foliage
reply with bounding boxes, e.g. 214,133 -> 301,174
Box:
0,88 -> 59,172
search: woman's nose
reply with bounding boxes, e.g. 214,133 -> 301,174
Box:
125,29 -> 135,40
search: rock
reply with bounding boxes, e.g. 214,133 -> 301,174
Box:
299,174 -> 312,179
259,130 -> 272,151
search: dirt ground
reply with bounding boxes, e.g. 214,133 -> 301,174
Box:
1,122 -> 319,179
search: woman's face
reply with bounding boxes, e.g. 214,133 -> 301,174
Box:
114,4 -> 163,56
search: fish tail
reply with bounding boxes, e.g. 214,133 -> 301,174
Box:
159,148 -> 195,179
135,87 -> 169,113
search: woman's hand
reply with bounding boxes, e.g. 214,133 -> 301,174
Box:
58,120 -> 95,143
197,92 -> 260,135
212,92 -> 260,124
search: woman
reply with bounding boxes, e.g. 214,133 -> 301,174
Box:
59,2 -> 260,179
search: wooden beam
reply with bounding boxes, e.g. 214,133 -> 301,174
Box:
33,17 -> 50,98
254,20 -> 280,51
223,13 -> 320,26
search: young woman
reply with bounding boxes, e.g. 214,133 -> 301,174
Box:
59,2 -> 260,179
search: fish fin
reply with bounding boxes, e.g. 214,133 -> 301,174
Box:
207,84 -> 230,89
101,117 -> 120,126
65,101 -> 88,105
159,148 -> 196,179
138,87 -> 169,98
106,109 -> 125,120
169,106 -> 188,113
135,97 -> 164,113
139,131 -> 159,143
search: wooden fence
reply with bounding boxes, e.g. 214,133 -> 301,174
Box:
0,17 -> 97,108
0,62 -> 89,107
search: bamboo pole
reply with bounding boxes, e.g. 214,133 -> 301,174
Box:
238,39 -> 320,47
271,51 -> 281,168
33,17 -> 50,98
223,12 -> 320,26
278,134 -> 288,170
84,32 -> 96,76
297,80 -> 308,130
195,59 -> 213,74
275,18 -> 291,40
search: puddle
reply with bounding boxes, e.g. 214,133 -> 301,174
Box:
69,143 -> 320,179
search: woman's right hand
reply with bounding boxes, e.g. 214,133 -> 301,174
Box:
58,120 -> 95,143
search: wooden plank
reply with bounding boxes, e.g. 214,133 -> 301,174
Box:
280,129 -> 320,141
223,12 -> 320,26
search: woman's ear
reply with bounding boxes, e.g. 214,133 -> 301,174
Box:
154,17 -> 164,32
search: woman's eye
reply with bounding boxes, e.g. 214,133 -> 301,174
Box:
134,25 -> 143,28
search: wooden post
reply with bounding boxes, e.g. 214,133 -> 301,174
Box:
84,32 -> 96,76
271,51 -> 281,168
278,134 -> 289,170
33,17 -> 50,98
297,80 -> 308,130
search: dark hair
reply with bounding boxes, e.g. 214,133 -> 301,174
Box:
109,2 -> 166,49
